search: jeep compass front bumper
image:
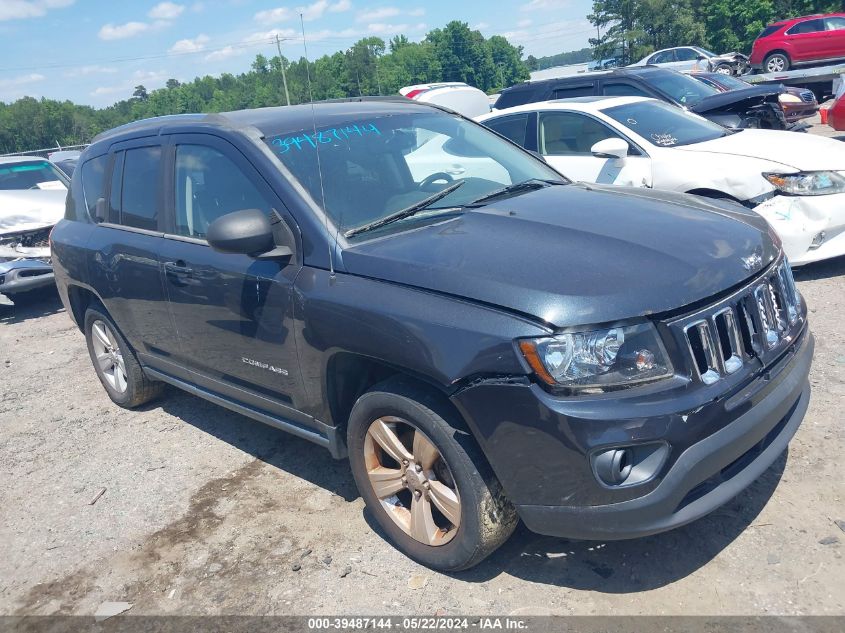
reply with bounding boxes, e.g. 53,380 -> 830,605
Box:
451,258 -> 813,541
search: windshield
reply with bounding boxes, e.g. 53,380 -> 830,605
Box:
264,111 -> 563,237
602,100 -> 729,147
709,74 -> 751,91
647,71 -> 719,106
0,160 -> 69,190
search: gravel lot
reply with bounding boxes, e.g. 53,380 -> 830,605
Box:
1,125 -> 844,617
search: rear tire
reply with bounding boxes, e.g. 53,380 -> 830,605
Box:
347,376 -> 518,571
764,53 -> 790,73
84,306 -> 164,408
714,63 -> 733,75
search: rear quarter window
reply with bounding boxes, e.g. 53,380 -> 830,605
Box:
495,88 -> 538,109
485,114 -> 530,147
80,155 -> 108,219
758,25 -> 781,38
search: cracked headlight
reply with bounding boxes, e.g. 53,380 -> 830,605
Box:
764,171 -> 845,196
518,323 -> 673,393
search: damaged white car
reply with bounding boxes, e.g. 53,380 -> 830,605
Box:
479,96 -> 845,265
0,157 -> 68,305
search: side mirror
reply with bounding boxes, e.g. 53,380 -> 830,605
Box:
591,138 -> 629,160
95,197 -> 107,223
207,209 -> 292,259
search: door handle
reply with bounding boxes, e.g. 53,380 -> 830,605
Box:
164,261 -> 193,276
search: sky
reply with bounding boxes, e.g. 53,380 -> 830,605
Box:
0,0 -> 594,107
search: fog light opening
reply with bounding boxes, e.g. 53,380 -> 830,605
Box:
591,442 -> 670,489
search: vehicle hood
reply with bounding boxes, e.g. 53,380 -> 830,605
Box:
675,128 -> 845,171
690,85 -> 781,114
341,184 -> 779,327
0,189 -> 66,236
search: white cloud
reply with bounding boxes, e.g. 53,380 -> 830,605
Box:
190,1 -> 204,11
243,27 -> 298,45
204,46 -> 243,62
298,0 -> 351,21
148,1 -> 184,20
521,0 -> 569,10
408,7 -> 424,16
357,7 -> 399,22
517,19 -> 532,28
0,0 -> 73,22
0,73 -> 45,88
366,22 -> 408,34
64,65 -> 118,77
254,7 -> 292,22
169,33 -> 209,53
501,18 -> 593,56
472,22 -> 490,30
92,70 -> 168,96
98,21 -> 149,40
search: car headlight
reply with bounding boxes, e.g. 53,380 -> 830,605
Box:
778,93 -> 802,104
518,323 -> 673,393
764,171 -> 845,196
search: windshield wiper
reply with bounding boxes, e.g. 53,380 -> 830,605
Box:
344,180 -> 465,238
466,179 -> 564,207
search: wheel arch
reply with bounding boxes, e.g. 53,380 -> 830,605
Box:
66,284 -> 105,331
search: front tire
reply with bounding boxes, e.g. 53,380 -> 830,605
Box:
84,306 -> 164,408
764,53 -> 790,73
347,377 -> 517,571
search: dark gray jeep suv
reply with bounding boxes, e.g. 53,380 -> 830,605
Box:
51,98 -> 813,570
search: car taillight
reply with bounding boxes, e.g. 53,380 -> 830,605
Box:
404,89 -> 427,100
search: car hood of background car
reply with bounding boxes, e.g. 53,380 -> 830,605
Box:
341,184 -> 778,327
675,128 -> 845,171
0,189 -> 67,236
690,85 -> 782,114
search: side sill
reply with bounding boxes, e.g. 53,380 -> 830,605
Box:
144,367 -> 348,459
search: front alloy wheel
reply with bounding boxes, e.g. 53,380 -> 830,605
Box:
364,416 -> 461,546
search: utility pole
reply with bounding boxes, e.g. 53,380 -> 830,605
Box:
275,34 -> 291,106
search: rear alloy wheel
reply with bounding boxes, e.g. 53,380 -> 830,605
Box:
347,377 -> 517,571
84,306 -> 164,408
764,53 -> 790,73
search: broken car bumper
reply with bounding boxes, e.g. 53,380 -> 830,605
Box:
0,258 -> 55,295
753,192 -> 845,265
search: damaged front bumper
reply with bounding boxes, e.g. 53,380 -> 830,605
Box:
753,192 -> 845,265
0,226 -> 55,302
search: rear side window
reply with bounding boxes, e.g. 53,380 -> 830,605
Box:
81,155 -> 108,218
787,19 -> 823,35
485,114 -> 530,147
551,84 -> 595,99
120,146 -> 161,231
494,88 -> 535,109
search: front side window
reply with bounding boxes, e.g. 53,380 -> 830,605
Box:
485,114 -> 530,146
120,146 -> 161,231
603,100 -> 728,147
539,112 -> 624,155
264,111 -> 562,236
174,145 -> 271,238
675,48 -> 700,62
788,19 -> 823,35
0,160 -> 68,191
81,155 -> 108,218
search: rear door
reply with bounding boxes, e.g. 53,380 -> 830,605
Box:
85,140 -> 179,363
824,16 -> 845,59
786,18 -> 826,62
157,133 -> 309,416
537,110 -> 652,187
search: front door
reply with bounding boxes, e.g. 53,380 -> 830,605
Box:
537,111 -> 652,187
157,134 -> 307,412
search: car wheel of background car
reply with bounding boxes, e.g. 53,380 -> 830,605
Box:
347,376 -> 518,571
84,305 -> 164,408
764,53 -> 790,73
714,63 -> 733,75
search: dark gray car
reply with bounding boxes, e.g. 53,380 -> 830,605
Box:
50,99 -> 813,570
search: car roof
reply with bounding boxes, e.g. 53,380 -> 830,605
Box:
90,98 -> 439,146
502,65 -> 672,93
483,95 -> 651,118
771,13 -> 844,25
0,155 -> 52,165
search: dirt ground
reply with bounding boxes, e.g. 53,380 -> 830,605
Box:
1,135 -> 844,618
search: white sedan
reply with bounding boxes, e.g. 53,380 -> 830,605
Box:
478,96 -> 845,265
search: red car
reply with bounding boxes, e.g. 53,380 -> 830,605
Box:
750,13 -> 845,73
826,93 -> 845,130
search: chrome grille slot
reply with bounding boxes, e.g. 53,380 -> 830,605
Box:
675,260 -> 803,385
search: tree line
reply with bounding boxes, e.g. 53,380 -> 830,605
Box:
589,0 -> 844,65
0,21 -> 528,153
